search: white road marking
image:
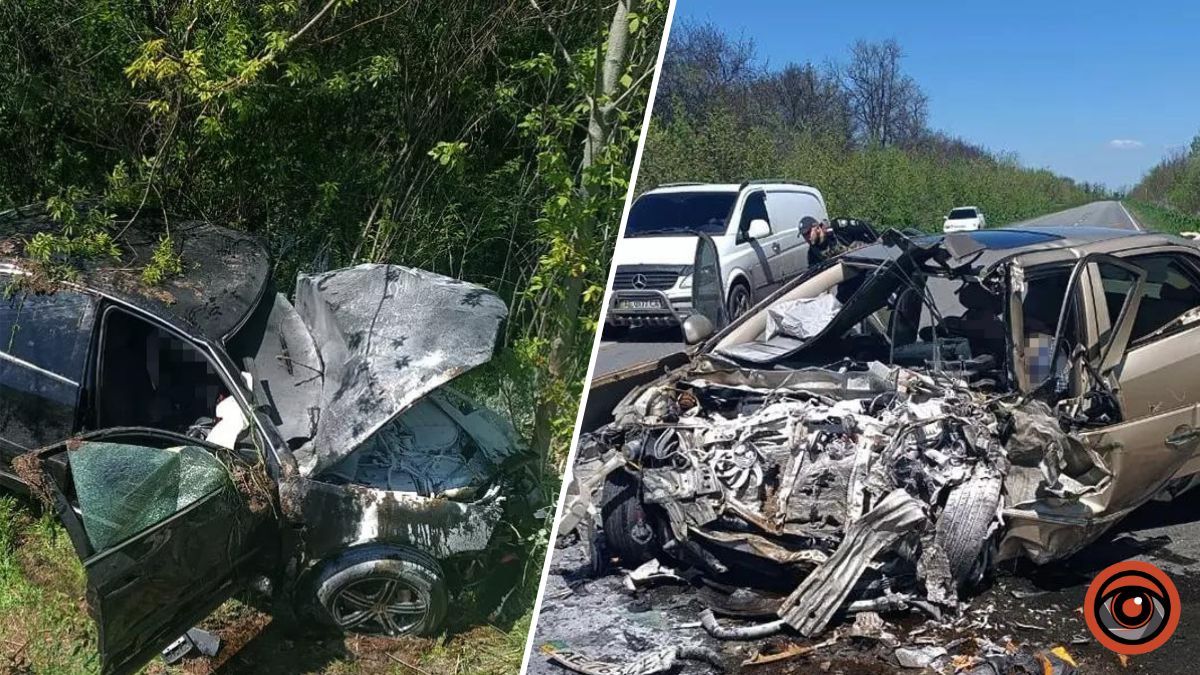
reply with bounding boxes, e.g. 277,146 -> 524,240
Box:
1118,200 -> 1143,231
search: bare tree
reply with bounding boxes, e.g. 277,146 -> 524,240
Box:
654,20 -> 760,121
839,39 -> 927,147
753,63 -> 851,142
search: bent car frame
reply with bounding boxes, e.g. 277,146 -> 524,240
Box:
0,208 -> 531,674
569,224 -> 1200,638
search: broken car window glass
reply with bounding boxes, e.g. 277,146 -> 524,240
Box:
69,441 -> 230,553
721,258 -> 1006,379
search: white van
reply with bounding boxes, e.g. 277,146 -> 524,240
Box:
606,181 -> 829,330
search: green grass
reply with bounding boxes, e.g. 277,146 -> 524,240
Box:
1124,199 -> 1200,235
0,495 -> 537,674
0,496 -> 97,673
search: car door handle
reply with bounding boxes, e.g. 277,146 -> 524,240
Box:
1166,425 -> 1200,449
771,242 -> 780,253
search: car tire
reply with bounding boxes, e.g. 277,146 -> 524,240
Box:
600,470 -> 658,566
936,475 -> 1003,592
726,281 -> 752,321
310,545 -> 448,637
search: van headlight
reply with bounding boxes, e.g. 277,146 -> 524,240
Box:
678,265 -> 694,289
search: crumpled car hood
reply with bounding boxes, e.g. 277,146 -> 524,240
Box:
268,264 -> 507,477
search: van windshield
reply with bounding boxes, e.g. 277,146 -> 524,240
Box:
625,192 -> 737,237
948,208 -> 978,219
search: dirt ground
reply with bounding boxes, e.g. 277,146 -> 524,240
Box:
529,489 -> 1200,675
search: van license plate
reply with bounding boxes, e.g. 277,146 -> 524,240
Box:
619,299 -> 665,310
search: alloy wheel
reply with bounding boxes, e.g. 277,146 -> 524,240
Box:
330,575 -> 430,636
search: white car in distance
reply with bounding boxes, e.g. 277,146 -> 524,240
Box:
943,206 -> 986,232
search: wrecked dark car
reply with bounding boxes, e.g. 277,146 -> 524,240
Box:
568,225 -> 1200,639
0,209 -> 531,674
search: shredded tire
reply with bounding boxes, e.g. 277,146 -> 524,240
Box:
936,475 -> 1002,591
600,470 -> 658,566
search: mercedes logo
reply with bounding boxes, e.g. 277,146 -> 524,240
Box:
631,273 -> 648,289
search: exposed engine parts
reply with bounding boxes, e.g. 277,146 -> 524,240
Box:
576,361 -> 1113,637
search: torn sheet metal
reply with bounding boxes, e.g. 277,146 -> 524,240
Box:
545,646 -> 724,675
290,264 -> 507,476
778,489 -> 926,636
574,353 -> 1127,635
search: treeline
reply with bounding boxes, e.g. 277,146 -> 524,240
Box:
0,1 -> 666,466
1131,135 -> 1200,215
640,23 -> 1109,230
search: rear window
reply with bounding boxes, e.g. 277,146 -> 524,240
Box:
625,192 -> 737,237
948,208 -> 978,219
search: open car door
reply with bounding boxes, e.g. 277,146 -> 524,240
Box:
692,232 -> 726,332
1004,254 -> 1200,559
1072,256 -> 1200,516
23,427 -> 274,675
578,236 -> 728,432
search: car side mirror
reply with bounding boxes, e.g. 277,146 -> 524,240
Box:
747,219 -> 771,240
682,314 -> 714,344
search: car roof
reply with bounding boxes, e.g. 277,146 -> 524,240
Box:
647,182 -> 822,195
0,206 -> 271,342
847,226 -> 1190,273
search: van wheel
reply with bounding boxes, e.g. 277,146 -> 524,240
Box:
600,471 -> 658,566
727,282 -> 752,320
310,545 -> 447,637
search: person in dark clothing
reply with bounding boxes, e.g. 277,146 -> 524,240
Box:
800,216 -> 878,267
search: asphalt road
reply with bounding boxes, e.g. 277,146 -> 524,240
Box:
531,492 -> 1200,675
591,200 -> 1142,377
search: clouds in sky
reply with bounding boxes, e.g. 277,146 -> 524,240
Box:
1108,139 -> 1145,150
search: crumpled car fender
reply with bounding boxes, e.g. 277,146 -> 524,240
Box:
289,477 -> 507,564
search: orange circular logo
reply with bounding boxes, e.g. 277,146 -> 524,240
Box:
1083,560 -> 1180,655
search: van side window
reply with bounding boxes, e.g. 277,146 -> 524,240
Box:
737,192 -> 770,242
1128,254 -> 1200,343
0,282 -> 97,453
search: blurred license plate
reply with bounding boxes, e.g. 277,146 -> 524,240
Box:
618,298 -> 665,310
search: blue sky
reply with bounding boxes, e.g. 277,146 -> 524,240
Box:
670,0 -> 1200,189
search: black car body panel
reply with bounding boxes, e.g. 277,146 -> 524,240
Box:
27,428 -> 274,675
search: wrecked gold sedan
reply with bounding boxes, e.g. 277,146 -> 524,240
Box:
569,226 -> 1200,637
